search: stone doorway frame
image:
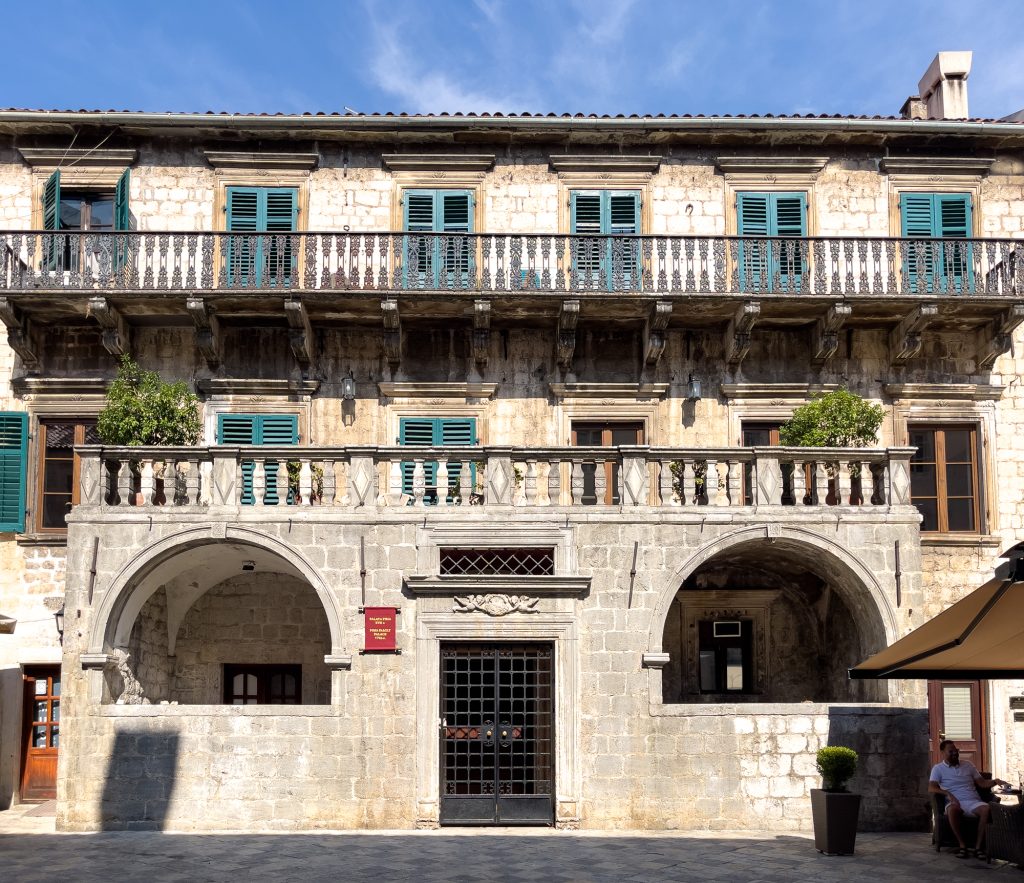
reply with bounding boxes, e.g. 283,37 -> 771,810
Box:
415,610 -> 579,828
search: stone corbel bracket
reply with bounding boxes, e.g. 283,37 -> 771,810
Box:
80,652 -> 113,670
812,303 -> 852,365
641,652 -> 670,669
644,300 -> 672,366
889,303 -> 938,365
726,301 -> 760,366
976,303 -> 1024,370
285,297 -> 315,368
186,296 -> 221,370
0,297 -> 40,371
473,299 -> 491,366
382,297 -> 401,367
557,299 -> 580,369
87,297 -> 129,356
324,653 -> 353,670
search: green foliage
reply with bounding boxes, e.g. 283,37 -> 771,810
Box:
286,460 -> 324,502
97,355 -> 201,447
779,389 -> 884,448
816,746 -> 858,792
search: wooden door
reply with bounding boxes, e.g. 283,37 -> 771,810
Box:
21,666 -> 61,801
928,679 -> 988,770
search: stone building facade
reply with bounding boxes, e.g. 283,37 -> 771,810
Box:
1,54 -> 1023,831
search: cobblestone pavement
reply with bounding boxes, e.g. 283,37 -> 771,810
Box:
0,805 -> 1017,882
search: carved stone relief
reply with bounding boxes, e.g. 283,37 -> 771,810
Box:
453,594 -> 540,616
109,648 -> 151,705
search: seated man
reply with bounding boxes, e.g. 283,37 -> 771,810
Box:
929,739 -> 1009,859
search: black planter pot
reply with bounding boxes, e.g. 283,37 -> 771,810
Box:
811,789 -> 861,855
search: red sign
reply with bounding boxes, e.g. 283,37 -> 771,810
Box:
364,607 -> 398,652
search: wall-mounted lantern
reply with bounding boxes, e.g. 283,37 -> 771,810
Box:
54,606 -> 65,645
686,374 -> 702,402
341,371 -> 357,401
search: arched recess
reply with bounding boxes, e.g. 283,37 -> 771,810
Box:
87,525 -> 345,661
647,524 -> 897,657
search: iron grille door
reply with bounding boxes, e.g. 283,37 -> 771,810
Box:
440,643 -> 554,825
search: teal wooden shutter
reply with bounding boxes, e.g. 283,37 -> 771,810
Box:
264,188 -> 298,286
900,193 -> 973,293
402,190 -> 473,288
114,168 -> 131,271
225,187 -> 296,287
0,412 -> 28,533
42,170 -> 61,270
771,194 -> 807,290
737,192 -> 770,291
217,414 -> 258,505
400,417 -> 477,504
226,187 -> 260,286
737,192 -> 806,291
257,414 -> 299,504
571,191 -> 605,288
440,191 -> 474,287
937,193 -> 973,292
403,191 -> 436,287
216,414 -> 297,506
608,191 -> 641,289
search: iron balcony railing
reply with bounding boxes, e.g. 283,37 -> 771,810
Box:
1,231 -> 1020,296
77,445 -> 917,511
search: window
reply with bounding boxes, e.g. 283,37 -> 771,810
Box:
570,190 -> 640,290
36,420 -> 99,532
225,187 -> 298,286
899,193 -> 974,293
402,189 -> 474,288
571,421 -> 644,505
223,664 -> 301,705
216,414 -> 298,505
698,619 -> 753,693
399,417 -> 477,504
909,425 -> 980,532
736,192 -> 807,291
42,168 -> 130,271
0,412 -> 28,533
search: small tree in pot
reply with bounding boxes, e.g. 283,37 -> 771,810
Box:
811,746 -> 861,855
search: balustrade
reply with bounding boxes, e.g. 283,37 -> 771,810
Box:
77,445 -> 915,513
2,231 -> 1019,296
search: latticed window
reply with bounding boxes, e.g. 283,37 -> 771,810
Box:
439,547 -> 555,576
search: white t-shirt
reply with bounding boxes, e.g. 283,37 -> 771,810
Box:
929,760 -> 982,804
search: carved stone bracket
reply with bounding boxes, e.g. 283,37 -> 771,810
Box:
87,297 -> 129,356
382,298 -> 401,367
453,594 -> 540,616
0,297 -> 39,370
557,299 -> 580,369
186,296 -> 221,369
976,303 -> 1024,370
285,297 -> 315,368
889,303 -> 938,365
726,301 -> 760,366
109,647 -> 151,705
812,303 -> 852,365
474,299 -> 491,366
644,300 -> 672,366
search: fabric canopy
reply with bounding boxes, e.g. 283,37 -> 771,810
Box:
850,558 -> 1024,679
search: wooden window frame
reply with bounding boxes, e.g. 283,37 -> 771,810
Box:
571,420 -> 644,506
909,424 -> 981,534
35,419 -> 97,535
223,663 -> 302,705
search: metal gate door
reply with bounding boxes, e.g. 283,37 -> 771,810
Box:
440,643 -> 554,825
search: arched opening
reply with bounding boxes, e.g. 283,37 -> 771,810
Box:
659,536 -> 888,704
97,535 -> 338,706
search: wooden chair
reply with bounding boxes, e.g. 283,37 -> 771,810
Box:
931,773 -> 994,859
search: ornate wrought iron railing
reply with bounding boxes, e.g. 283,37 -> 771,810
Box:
77,445 -> 916,511
2,231 -> 1020,295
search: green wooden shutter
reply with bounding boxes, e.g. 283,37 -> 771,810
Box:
400,417 -> 438,500
440,191 -> 473,286
400,417 -> 477,504
771,194 -> 807,288
608,191 -> 641,289
737,192 -> 806,291
264,188 -> 297,286
216,414 -> 298,506
571,191 -> 604,287
217,414 -> 256,505
403,191 -> 436,287
226,187 -> 260,286
0,412 -> 28,533
114,168 -> 131,231
737,192 -> 770,290
900,193 -> 973,292
42,170 -> 61,270
256,414 -> 298,504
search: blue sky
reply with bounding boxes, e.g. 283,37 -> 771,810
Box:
2,0 -> 1022,119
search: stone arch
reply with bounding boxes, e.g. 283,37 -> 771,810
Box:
88,525 -> 345,660
647,524 -> 897,657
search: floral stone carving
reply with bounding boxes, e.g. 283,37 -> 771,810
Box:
110,648 -> 151,705
453,594 -> 540,616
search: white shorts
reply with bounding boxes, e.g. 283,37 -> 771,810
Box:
947,798 -> 988,817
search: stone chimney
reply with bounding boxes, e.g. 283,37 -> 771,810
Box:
916,51 -> 972,119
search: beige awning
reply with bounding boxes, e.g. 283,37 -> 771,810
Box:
850,556 -> 1024,679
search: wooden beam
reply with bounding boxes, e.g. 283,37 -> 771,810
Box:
812,303 -> 852,365
382,298 -> 401,367
186,297 -> 221,370
644,300 -> 672,366
889,303 -> 938,365
976,303 -> 1024,370
0,298 -> 39,371
726,301 -> 760,367
284,298 -> 315,368
473,299 -> 491,366
557,299 -> 580,370
87,297 -> 128,356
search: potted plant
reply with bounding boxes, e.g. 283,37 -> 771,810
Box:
97,355 -> 201,503
811,745 -> 861,855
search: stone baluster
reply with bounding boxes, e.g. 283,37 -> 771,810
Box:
524,459 -> 538,506
682,459 -> 696,506
813,461 -> 830,507
387,458 -> 404,506
299,460 -> 313,506
211,450 -> 235,505
571,460 -> 584,505
140,460 -> 155,506
485,448 -> 513,505
791,456 -> 806,506
322,458 -> 336,506
412,459 -> 426,507
80,454 -> 102,506
436,459 -> 449,508
252,459 -> 267,507
199,459 -> 214,506
594,459 -> 607,505
458,461 -> 472,506
756,453 -> 782,505
547,459 -> 561,506
704,459 -> 718,506
837,459 -> 851,506
658,459 -> 675,507
728,460 -> 742,506
275,459 -> 289,505
185,457 -> 200,505
115,458 -> 131,507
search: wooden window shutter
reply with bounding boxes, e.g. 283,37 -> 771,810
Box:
440,191 -> 473,233
900,193 -> 936,238
570,192 -> 603,234
217,414 -> 257,445
226,187 -> 261,232
42,170 -> 61,232
736,192 -> 770,236
400,417 -> 477,503
264,189 -> 298,233
114,168 -> 131,231
404,192 -> 435,231
0,412 -> 28,533
257,414 -> 299,445
607,192 -> 640,234
936,193 -> 971,238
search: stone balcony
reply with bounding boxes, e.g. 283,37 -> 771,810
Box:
76,443 -> 917,516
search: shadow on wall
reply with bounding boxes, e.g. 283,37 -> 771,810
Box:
827,706 -> 930,833
99,726 -> 180,831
